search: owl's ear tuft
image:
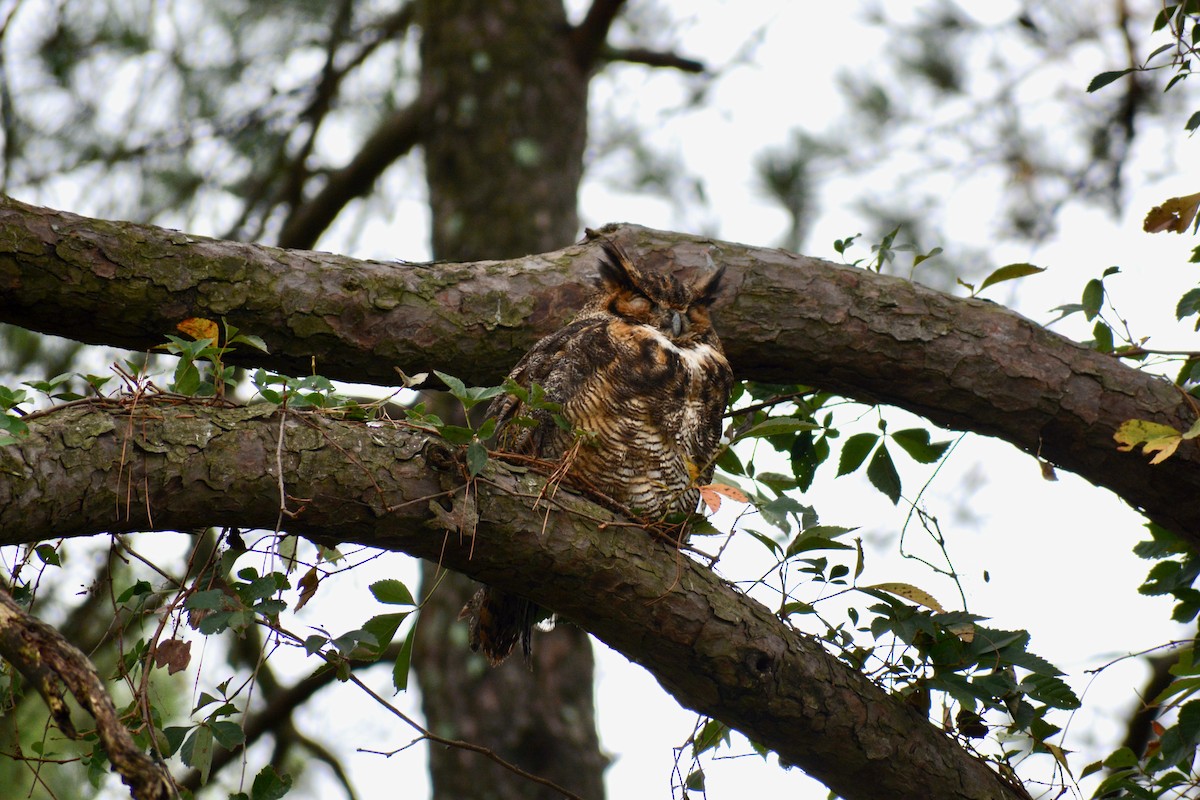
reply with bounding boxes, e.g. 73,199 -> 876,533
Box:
596,240 -> 639,292
692,264 -> 726,306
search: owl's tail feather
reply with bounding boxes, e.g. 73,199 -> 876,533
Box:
460,586 -> 538,666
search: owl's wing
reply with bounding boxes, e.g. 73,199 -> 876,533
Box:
486,317 -> 608,456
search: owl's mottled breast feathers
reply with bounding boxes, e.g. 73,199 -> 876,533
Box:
489,238 -> 733,519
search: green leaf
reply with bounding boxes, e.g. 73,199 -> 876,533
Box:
466,439 -> 489,476
785,525 -> 857,557
780,600 -> 815,616
437,424 -> 477,445
976,262 -> 1045,295
160,726 -> 189,758
433,370 -> 467,398
370,579 -> 416,607
249,765 -> 293,800
837,433 -> 878,476
239,574 -> 285,604
230,334 -> 269,353
1087,69 -> 1135,93
361,612 -> 410,655
1102,746 -> 1137,769
182,725 -> 215,785
891,428 -> 951,463
185,589 -> 234,611
1082,278 -> 1104,320
1019,673 -> 1080,710
34,544 -> 61,566
1176,288 -> 1200,321
332,628 -> 376,654
1092,321 -> 1114,353
685,769 -> 705,791
913,246 -> 942,268
1188,110 -> 1200,134
743,528 -> 782,557
732,416 -> 818,442
392,622 -> 418,692
209,720 -> 245,750
173,362 -> 202,396
866,444 -> 902,504
117,580 -> 153,604
692,719 -> 730,756
198,612 -> 233,635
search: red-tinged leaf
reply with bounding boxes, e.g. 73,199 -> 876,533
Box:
699,482 -> 749,513
699,485 -> 721,513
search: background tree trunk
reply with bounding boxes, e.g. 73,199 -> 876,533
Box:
412,2 -> 605,798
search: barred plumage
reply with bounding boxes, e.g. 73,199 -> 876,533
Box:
464,236 -> 734,665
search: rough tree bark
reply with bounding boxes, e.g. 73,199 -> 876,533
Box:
0,401 -> 1033,800
0,197 -> 1195,543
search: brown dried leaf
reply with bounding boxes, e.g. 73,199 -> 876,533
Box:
153,638 -> 192,675
295,566 -> 320,611
1143,192 -> 1200,234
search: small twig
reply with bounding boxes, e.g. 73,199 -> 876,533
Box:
722,390 -> 814,418
340,670 -> 586,800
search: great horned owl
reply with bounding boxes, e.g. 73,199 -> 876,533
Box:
463,236 -> 734,664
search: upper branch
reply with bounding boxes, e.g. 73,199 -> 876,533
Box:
275,89 -> 433,250
0,401 -> 1028,800
0,197 -> 1195,540
570,0 -> 628,70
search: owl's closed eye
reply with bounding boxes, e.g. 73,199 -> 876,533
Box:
598,241 -> 725,344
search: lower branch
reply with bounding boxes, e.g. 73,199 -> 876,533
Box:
0,401 -> 1032,800
0,585 -> 172,800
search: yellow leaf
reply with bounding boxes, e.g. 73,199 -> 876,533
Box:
1114,419 -> 1185,463
1143,191 -> 1200,234
948,622 -> 975,642
862,582 -> 945,613
1114,419 -> 1180,450
177,317 -> 219,341
1144,436 -> 1182,465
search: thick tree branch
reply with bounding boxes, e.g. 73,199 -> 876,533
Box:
0,197 -> 1195,541
0,401 -> 1027,800
0,584 -> 172,800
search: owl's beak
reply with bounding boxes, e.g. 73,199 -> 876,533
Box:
670,311 -> 684,338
